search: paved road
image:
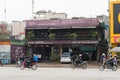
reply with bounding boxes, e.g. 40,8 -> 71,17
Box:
0,67 -> 120,80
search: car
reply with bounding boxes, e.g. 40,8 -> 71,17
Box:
60,52 -> 71,63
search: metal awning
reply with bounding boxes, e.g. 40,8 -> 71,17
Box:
80,46 -> 96,52
109,47 -> 120,53
26,18 -> 99,30
27,40 -> 98,45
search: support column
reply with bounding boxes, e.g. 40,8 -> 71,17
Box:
59,45 -> 62,55
51,46 -> 54,54
111,43 -> 117,57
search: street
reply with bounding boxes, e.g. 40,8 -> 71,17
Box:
0,67 -> 119,80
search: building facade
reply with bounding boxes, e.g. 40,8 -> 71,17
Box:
11,10 -> 67,40
0,22 -> 11,64
33,10 -> 67,20
25,18 -> 104,61
11,21 -> 26,40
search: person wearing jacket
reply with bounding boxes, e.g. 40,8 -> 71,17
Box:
33,54 -> 38,63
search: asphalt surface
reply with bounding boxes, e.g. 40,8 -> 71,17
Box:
0,67 -> 120,80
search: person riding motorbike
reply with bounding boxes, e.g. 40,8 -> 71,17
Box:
104,54 -> 117,67
112,55 -> 117,66
100,53 -> 106,65
74,54 -> 83,65
99,54 -> 118,71
24,55 -> 33,68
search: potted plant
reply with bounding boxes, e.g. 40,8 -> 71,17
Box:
48,33 -> 56,40
90,31 -> 98,37
26,30 -> 34,40
90,31 -> 98,40
70,32 -> 78,40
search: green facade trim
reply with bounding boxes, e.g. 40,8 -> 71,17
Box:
80,46 -> 95,52
11,40 -> 25,45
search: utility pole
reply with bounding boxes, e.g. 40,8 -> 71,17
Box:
4,0 -> 6,22
32,0 -> 34,19
108,0 -> 111,48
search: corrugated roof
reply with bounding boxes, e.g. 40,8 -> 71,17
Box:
26,18 -> 99,29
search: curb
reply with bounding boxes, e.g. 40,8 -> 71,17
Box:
0,64 -> 99,68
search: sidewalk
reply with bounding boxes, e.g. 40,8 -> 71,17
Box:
0,61 -> 99,68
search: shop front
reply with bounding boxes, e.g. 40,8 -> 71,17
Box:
25,18 -> 103,61
27,40 -> 98,61
0,41 -> 10,64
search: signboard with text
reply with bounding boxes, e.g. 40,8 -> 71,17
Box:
110,1 -> 120,43
26,18 -> 99,29
27,40 -> 98,45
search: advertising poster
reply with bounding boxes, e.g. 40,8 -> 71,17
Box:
0,45 -> 10,59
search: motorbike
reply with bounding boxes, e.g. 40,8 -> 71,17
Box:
98,59 -> 118,71
72,60 -> 87,69
20,58 -> 37,70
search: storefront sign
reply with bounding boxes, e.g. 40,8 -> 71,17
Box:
0,45 -> 10,59
114,36 -> 120,43
28,40 -> 98,45
110,1 -> 120,34
26,18 -> 99,28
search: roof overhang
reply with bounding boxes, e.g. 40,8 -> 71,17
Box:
27,40 -> 98,45
26,18 -> 99,30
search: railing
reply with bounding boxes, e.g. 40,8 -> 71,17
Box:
28,37 -> 98,41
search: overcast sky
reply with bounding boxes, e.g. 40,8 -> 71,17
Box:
0,0 -> 109,23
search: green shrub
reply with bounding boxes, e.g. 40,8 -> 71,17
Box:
50,54 -> 60,62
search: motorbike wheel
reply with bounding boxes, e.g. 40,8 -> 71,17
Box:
17,61 -> 22,68
71,62 -> 77,69
20,64 -> 25,70
82,63 -> 87,69
98,65 -> 105,71
71,64 -> 76,69
16,63 -> 19,68
32,64 -> 37,70
112,66 -> 117,71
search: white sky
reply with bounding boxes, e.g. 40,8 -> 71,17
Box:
0,0 -> 109,23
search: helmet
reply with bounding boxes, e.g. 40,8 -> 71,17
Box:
79,54 -> 82,56
102,53 -> 105,56
114,54 -> 117,57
